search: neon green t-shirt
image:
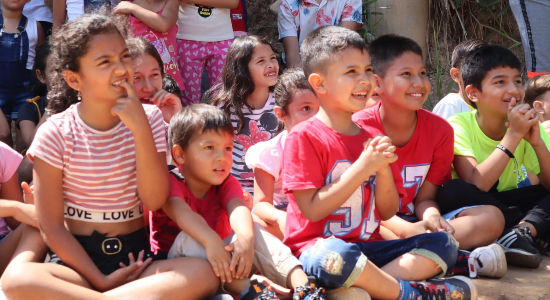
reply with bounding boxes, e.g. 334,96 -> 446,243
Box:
448,111 -> 550,192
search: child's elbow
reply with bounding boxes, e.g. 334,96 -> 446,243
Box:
379,210 -> 396,221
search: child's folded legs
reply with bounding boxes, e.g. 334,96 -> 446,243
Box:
168,223 -> 302,288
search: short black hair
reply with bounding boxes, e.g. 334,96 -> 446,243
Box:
461,45 -> 521,91
451,39 -> 488,69
301,26 -> 367,78
368,34 -> 423,78
162,74 -> 181,96
168,104 -> 234,151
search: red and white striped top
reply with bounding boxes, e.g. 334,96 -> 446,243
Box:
28,103 -> 166,212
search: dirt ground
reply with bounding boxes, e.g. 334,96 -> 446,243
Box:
475,256 -> 550,300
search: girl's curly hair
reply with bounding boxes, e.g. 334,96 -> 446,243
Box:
47,9 -> 129,114
206,35 -> 278,133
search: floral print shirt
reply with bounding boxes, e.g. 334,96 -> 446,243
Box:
278,0 -> 362,46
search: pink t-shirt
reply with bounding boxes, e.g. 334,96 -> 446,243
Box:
0,143 -> 23,236
28,103 -> 166,213
245,130 -> 288,210
282,117 -> 406,256
150,171 -> 244,253
129,1 -> 184,92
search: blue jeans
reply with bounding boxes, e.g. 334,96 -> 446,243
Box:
0,15 -> 34,120
298,232 -> 458,289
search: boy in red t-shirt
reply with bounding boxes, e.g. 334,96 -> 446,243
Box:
282,26 -> 477,300
150,104 -> 326,300
352,34 -> 507,279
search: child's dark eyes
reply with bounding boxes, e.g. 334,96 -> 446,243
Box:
225,147 -> 232,151
98,60 -> 109,66
346,69 -> 356,74
301,106 -> 311,112
402,71 -> 411,76
205,146 -> 214,150
122,53 -> 131,59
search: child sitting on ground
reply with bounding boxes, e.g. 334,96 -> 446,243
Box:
353,34 -> 506,279
0,0 -> 45,149
1,13 -> 219,299
0,142 -> 46,275
437,45 -> 550,269
523,74 -> 550,137
151,104 -> 327,300
245,68 -> 319,240
282,25 -> 476,300
277,0 -> 362,68
16,42 -> 52,185
432,39 -> 487,119
209,36 -> 280,197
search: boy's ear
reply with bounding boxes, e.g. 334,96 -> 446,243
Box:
273,106 -> 287,122
36,70 -> 47,84
373,74 -> 383,96
450,68 -> 461,83
464,85 -> 479,103
62,70 -> 81,92
308,73 -> 327,95
171,144 -> 185,165
533,100 -> 546,115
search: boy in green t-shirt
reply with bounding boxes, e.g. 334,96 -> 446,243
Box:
437,45 -> 550,269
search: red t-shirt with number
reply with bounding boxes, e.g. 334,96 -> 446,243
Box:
282,117 -> 406,256
352,103 -> 454,216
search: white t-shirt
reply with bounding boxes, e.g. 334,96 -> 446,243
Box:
23,0 -> 53,22
66,0 -> 84,22
432,93 -> 474,120
176,4 -> 234,41
26,17 -> 39,70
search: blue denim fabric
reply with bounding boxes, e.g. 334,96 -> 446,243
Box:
0,15 -> 34,120
298,232 -> 458,289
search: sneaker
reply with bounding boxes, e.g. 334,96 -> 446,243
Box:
408,276 -> 478,300
240,279 -> 279,300
534,234 -> 550,256
467,243 -> 507,278
293,276 -> 326,300
496,226 -> 542,268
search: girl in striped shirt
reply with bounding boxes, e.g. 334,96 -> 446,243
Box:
1,12 -> 218,300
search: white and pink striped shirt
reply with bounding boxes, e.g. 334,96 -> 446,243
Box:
28,103 -> 166,213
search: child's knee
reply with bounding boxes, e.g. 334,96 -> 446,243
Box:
1,262 -> 38,297
168,231 -> 207,260
481,205 -> 505,229
411,232 -> 459,276
299,238 -> 365,289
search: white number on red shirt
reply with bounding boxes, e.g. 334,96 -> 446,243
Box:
323,160 -> 378,240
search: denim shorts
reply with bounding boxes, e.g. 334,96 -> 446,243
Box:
298,232 -> 459,289
397,205 -> 483,223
